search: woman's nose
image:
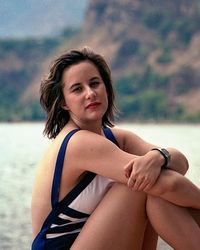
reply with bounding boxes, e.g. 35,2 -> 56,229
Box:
86,87 -> 96,99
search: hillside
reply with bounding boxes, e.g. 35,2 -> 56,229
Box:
82,0 -> 200,120
1,0 -> 200,122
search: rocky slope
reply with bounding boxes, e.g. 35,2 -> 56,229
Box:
1,0 -> 200,121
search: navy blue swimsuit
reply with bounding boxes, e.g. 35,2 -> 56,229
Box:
31,127 -> 119,250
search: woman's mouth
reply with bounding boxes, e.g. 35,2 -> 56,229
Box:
86,102 -> 101,109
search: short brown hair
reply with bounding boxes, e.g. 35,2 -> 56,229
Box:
40,47 -> 117,139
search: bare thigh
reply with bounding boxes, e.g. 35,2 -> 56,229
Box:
189,208 -> 200,227
70,183 -> 147,250
147,195 -> 200,250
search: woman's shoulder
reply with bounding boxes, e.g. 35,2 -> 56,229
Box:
110,126 -> 153,154
109,126 -> 130,151
63,129 -> 109,153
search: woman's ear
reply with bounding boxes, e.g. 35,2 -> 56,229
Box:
62,104 -> 69,110
61,100 -> 69,110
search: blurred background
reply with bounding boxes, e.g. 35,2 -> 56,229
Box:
1,0 -> 200,122
0,0 -> 200,249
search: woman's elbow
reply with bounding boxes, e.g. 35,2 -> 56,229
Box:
175,151 -> 189,175
182,156 -> 189,174
167,147 -> 189,175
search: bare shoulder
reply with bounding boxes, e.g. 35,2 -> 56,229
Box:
68,129 -> 119,154
111,126 -> 155,155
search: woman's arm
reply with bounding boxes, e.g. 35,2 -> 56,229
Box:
64,129 -> 200,208
66,128 -> 187,192
112,128 -> 200,208
66,130 -> 136,184
65,130 -> 160,185
115,128 -> 189,175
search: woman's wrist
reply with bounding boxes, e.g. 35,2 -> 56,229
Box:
147,149 -> 168,169
151,148 -> 171,168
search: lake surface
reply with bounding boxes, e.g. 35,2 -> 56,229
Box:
0,122 -> 199,250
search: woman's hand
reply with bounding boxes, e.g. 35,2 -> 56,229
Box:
124,150 -> 164,191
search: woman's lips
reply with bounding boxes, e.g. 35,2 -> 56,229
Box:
86,102 -> 101,109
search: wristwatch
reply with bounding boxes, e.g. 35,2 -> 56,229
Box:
151,148 -> 171,168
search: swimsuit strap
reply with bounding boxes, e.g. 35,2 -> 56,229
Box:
51,127 -> 119,208
51,129 -> 80,208
103,127 -> 119,147
58,127 -> 119,207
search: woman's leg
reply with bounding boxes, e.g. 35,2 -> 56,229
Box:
70,183 -> 148,250
189,207 -> 200,227
141,220 -> 158,250
147,195 -> 200,250
147,169 -> 200,209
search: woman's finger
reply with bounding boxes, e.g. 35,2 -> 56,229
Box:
127,177 -> 136,188
132,177 -> 146,190
124,162 -> 133,178
136,179 -> 150,191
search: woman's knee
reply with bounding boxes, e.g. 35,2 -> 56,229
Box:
110,182 -> 147,206
97,182 -> 148,223
148,170 -> 181,197
163,171 -> 184,194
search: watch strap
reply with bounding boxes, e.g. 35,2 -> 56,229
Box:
151,148 -> 171,168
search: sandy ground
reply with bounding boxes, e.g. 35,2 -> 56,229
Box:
157,238 -> 172,250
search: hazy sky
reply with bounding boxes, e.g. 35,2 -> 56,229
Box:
0,0 -> 88,38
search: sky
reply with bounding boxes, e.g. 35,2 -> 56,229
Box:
0,0 -> 88,38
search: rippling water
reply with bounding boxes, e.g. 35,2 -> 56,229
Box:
0,122 -> 199,250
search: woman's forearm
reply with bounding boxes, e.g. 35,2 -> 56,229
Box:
146,169 -> 200,209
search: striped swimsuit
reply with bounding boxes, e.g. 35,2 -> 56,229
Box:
31,127 -> 118,250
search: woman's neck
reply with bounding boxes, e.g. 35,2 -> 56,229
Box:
68,119 -> 103,135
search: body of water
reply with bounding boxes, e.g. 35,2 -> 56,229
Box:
0,122 -> 199,250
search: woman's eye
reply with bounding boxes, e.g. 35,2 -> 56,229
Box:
72,87 -> 82,92
91,81 -> 99,87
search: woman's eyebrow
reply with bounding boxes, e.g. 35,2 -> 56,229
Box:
69,82 -> 81,90
90,76 -> 100,81
67,76 -> 101,89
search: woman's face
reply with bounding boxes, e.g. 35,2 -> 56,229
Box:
62,60 -> 108,127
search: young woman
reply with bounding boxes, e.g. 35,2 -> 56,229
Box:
31,47 -> 200,250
